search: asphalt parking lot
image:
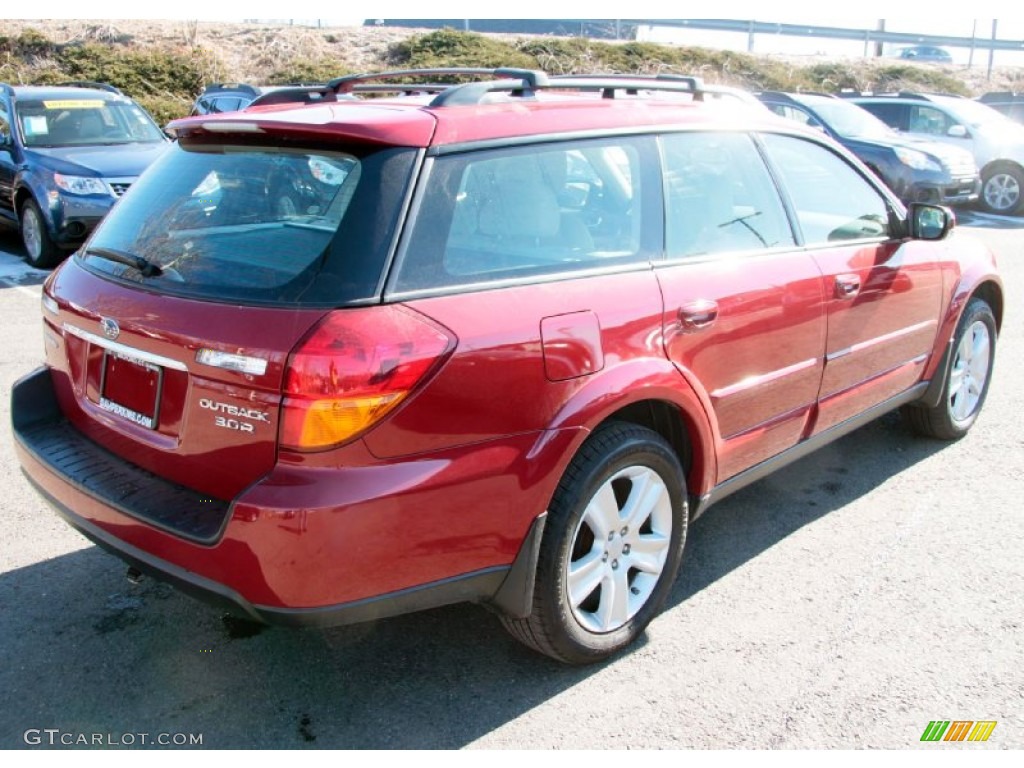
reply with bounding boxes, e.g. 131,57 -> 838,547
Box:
0,211 -> 1021,749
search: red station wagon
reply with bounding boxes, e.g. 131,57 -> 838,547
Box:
12,69 -> 1002,664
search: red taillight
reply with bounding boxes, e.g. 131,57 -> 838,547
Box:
280,306 -> 454,451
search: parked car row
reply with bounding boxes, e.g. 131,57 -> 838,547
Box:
0,82 -> 170,267
13,68 -> 1001,664
838,91 -> 1024,216
755,91 -> 980,208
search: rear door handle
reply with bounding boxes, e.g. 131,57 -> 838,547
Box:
835,274 -> 861,299
678,299 -> 719,331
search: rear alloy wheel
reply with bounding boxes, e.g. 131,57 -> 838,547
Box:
19,198 -> 62,269
903,297 -> 996,440
979,165 -> 1023,215
501,422 -> 687,664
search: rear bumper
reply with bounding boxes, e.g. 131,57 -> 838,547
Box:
12,366 -> 570,625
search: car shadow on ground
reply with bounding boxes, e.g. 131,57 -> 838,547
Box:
668,410 -> 945,612
956,208 -> 1024,229
0,412 -> 950,749
0,232 -> 49,287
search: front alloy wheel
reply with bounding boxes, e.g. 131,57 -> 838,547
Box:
947,317 -> 993,426
19,198 -> 62,269
501,422 -> 687,664
980,166 -> 1023,215
903,297 -> 996,440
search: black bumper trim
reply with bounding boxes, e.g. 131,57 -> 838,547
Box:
12,367 -> 230,544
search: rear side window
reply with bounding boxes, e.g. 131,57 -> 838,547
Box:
661,132 -> 795,259
392,136 -> 658,294
82,141 -> 417,306
760,134 -> 892,244
858,102 -> 905,131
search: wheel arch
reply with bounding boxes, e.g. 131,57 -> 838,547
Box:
980,157 -> 1024,183
920,276 -> 1003,409
545,358 -> 718,507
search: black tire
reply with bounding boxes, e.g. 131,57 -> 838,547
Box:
501,422 -> 687,664
19,198 -> 63,269
903,297 -> 996,440
978,163 -> 1024,216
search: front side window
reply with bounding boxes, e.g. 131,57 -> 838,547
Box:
81,141 -> 417,305
16,98 -> 165,147
393,137 -> 656,294
908,106 -> 956,136
662,131 -> 795,259
760,133 -> 892,244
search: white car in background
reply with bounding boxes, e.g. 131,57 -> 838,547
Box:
845,91 -> 1024,215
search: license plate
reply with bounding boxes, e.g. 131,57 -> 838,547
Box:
99,351 -> 162,429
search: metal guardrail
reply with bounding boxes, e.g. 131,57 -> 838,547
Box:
365,19 -> 1024,54
643,19 -> 1024,53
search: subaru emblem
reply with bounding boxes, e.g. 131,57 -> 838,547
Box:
101,317 -> 120,341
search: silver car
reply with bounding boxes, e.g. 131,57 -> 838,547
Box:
846,92 -> 1024,215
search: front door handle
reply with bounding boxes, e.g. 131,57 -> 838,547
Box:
678,299 -> 719,331
835,274 -> 861,299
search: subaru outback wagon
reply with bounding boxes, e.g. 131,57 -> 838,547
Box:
12,69 -> 1002,664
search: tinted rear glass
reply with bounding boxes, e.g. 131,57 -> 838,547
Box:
81,141 -> 417,306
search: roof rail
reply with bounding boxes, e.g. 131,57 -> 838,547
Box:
328,68 -> 548,94
248,86 -> 336,108
318,68 -> 710,108
547,73 -> 705,102
56,81 -> 123,95
426,72 -> 706,107
246,81 -> 454,109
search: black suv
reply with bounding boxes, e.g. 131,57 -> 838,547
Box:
0,82 -> 169,267
756,91 -> 980,206
189,82 -> 264,115
190,82 -> 330,115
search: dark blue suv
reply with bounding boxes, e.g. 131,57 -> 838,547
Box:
0,82 -> 169,267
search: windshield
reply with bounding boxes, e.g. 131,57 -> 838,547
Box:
804,98 -> 896,140
17,98 -> 166,147
940,97 -> 1020,129
81,141 -> 417,306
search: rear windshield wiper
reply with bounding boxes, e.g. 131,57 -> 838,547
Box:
83,247 -> 163,278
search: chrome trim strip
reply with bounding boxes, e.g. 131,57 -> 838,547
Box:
710,357 -> 818,400
826,320 -> 936,362
63,324 -> 188,371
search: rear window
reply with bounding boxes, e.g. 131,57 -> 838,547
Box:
81,141 -> 417,306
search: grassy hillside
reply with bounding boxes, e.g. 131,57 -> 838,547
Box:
1,20 -> 1021,125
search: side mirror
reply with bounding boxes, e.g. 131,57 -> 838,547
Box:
908,203 -> 954,241
948,124 -> 969,138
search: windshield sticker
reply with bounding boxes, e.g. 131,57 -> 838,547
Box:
23,116 -> 49,136
42,100 -> 105,109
